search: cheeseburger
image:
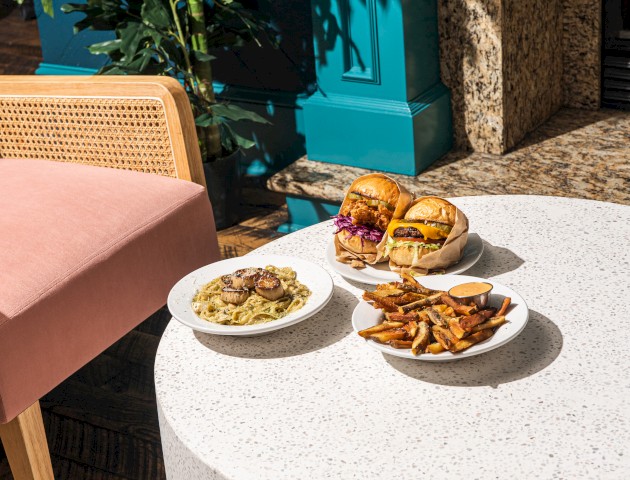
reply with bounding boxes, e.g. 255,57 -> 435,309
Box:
333,174 -> 412,262
385,196 -> 457,267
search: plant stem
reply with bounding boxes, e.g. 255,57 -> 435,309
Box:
187,0 -> 222,158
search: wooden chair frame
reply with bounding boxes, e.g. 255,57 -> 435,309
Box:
0,75 -> 207,480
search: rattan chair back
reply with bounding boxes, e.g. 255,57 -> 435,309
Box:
0,76 -> 206,187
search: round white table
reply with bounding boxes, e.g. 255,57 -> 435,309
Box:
155,195 -> 630,479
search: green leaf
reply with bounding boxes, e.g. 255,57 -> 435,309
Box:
141,0 -> 171,28
232,132 -> 256,149
193,51 -> 216,62
42,0 -> 54,16
211,104 -> 270,124
118,22 -> 148,59
195,113 -> 220,128
60,3 -> 87,13
88,39 -> 122,54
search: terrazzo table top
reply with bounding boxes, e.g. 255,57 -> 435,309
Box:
155,196 -> 630,479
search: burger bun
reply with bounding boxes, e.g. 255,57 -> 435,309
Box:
405,196 -> 456,227
336,230 -> 378,255
388,243 -> 436,267
346,175 -> 400,207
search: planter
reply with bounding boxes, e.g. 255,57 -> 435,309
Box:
203,149 -> 242,230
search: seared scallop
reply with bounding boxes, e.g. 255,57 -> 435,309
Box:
234,267 -> 266,289
254,274 -> 285,301
220,287 -> 250,305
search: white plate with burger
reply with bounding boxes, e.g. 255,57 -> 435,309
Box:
326,233 -> 484,285
351,274 -> 529,361
328,187 -> 484,285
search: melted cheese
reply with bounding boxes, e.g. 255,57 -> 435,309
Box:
387,219 -> 449,240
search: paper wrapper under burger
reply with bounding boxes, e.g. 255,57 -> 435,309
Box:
334,173 -> 413,266
380,198 -> 469,275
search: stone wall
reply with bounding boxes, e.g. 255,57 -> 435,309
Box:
503,0 -> 564,149
562,0 -> 601,109
438,0 -> 601,154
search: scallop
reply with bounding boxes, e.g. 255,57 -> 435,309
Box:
234,267 -> 266,289
254,274 -> 285,301
220,287 -> 250,305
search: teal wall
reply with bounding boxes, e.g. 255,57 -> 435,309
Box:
303,0 -> 452,175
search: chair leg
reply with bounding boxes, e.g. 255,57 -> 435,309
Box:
0,401 -> 54,480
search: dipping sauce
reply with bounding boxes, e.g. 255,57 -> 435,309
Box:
449,282 -> 493,298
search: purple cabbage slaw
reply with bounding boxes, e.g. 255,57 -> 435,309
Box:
332,215 -> 384,243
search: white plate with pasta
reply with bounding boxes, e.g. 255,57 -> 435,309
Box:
168,254 -> 334,336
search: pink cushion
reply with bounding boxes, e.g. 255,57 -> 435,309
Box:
0,159 -> 220,423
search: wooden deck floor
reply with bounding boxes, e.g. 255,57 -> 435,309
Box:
0,8 -> 288,479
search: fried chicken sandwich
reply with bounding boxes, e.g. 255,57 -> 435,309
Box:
333,174 -> 412,265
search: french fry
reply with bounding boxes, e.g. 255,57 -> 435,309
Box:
404,321 -> 419,338
370,288 -> 406,298
479,308 -> 497,319
427,342 -> 445,354
385,311 -> 420,322
432,325 -> 458,350
440,294 -> 478,316
444,306 -> 455,317
471,316 -> 506,332
459,312 -> 488,331
418,310 -> 431,324
496,297 -> 511,317
432,304 -> 448,314
363,292 -> 399,312
450,329 -> 493,352
369,329 -> 407,343
426,308 -> 449,328
400,272 -> 433,294
411,322 -> 430,355
390,340 -> 414,349
400,292 -> 429,303
358,321 -> 405,338
448,318 -> 468,339
398,293 -> 443,313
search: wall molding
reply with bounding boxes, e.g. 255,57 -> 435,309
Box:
307,82 -> 449,116
340,0 -> 380,84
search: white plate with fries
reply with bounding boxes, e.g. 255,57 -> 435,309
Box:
326,233 -> 484,285
352,274 -> 529,361
168,255 -> 334,336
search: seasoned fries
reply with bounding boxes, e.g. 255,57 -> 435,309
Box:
358,277 -> 510,356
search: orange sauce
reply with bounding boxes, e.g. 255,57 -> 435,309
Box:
449,282 -> 492,298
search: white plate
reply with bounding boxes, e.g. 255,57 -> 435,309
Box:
326,233 -> 484,285
168,254 -> 334,336
351,274 -> 529,361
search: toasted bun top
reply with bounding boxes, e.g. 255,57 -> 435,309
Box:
347,175 -> 400,207
404,196 -> 456,226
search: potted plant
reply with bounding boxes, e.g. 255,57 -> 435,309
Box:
60,0 -> 277,228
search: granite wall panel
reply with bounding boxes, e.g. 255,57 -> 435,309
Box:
503,0 -> 563,149
562,0 -> 601,109
438,0 -> 505,154
439,0 -> 601,154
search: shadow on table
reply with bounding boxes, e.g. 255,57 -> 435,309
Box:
466,241 -> 525,278
193,285 -> 357,359
384,309 -> 562,387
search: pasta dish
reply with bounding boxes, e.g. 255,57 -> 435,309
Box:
191,265 -> 311,326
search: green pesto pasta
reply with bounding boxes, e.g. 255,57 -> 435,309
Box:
191,266 -> 311,326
